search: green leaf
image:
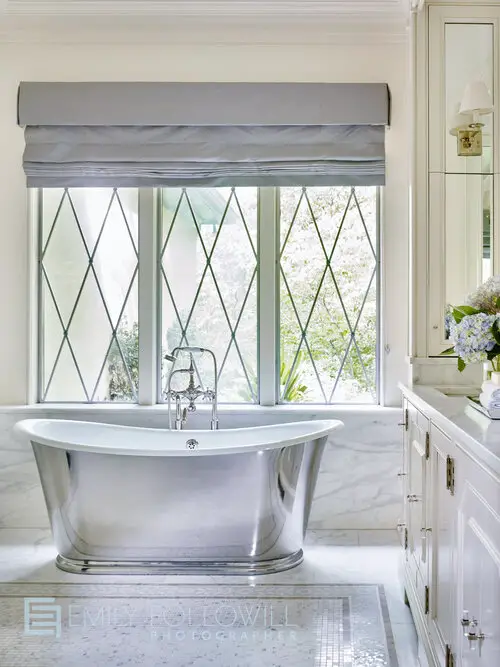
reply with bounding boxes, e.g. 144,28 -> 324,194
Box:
492,320 -> 500,346
487,349 -> 500,362
457,357 -> 466,372
454,305 -> 481,316
452,308 -> 465,323
440,347 -> 456,356
496,296 -> 500,309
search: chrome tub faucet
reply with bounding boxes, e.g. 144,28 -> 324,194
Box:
164,347 -> 219,431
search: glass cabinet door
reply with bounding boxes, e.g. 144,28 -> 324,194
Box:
444,173 -> 493,310
444,23 -> 494,176
428,9 -> 497,354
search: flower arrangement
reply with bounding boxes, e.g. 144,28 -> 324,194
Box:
443,275 -> 500,372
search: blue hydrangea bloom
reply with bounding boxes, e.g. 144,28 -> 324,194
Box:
450,313 -> 497,364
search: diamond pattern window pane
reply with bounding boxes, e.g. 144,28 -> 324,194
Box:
39,188 -> 139,402
280,186 -> 378,404
160,187 -> 258,403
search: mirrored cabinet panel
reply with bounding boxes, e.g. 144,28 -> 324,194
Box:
445,23 -> 494,175
445,173 -> 493,306
428,7 -> 498,354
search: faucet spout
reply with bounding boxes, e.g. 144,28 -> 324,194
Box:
164,347 -> 219,430
174,394 -> 187,430
211,394 -> 218,431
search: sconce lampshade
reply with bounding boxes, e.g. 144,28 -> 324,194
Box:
459,81 -> 493,115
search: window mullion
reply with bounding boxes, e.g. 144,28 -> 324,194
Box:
138,188 -> 158,405
257,187 -> 279,406
31,188 -> 42,404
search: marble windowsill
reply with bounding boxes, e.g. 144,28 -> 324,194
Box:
400,383 -> 500,476
0,403 -> 400,416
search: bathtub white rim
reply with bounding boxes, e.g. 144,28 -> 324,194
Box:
13,418 -> 344,456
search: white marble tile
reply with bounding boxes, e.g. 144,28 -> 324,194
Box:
0,410 -> 403,530
392,621 -> 420,667
0,529 -> 408,593
0,584 -> 399,667
305,529 -> 359,546
0,450 -> 50,528
309,424 -> 402,529
358,530 -> 401,546
0,489 -> 50,529
0,529 -> 417,666
0,412 -> 36,450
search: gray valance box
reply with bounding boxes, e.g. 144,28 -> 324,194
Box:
18,81 -> 390,187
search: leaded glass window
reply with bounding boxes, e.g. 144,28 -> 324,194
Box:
280,187 -> 378,403
160,188 -> 258,403
37,186 -> 378,405
39,188 -> 138,402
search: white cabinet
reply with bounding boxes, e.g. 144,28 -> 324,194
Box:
429,6 -> 498,357
455,448 -> 500,667
405,401 -> 431,613
401,393 -> 500,667
411,3 -> 500,374
428,425 -> 457,667
427,6 -> 498,356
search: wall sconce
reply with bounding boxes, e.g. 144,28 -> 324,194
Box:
453,81 -> 493,157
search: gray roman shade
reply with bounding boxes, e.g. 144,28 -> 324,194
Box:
18,82 -> 390,188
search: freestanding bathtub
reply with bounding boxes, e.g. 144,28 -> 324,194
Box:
14,418 -> 342,575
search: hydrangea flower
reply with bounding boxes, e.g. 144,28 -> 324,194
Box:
444,305 -> 456,340
450,313 -> 497,364
444,276 -> 500,370
466,275 -> 500,313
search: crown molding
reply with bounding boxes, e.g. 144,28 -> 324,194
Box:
5,0 -> 409,17
0,9 -> 410,44
0,0 -> 411,44
0,21 -> 409,45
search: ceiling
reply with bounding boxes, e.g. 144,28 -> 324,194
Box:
0,0 -> 414,41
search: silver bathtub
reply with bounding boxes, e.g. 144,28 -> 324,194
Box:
14,419 -> 342,575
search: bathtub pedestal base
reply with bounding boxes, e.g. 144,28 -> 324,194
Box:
55,550 -> 304,576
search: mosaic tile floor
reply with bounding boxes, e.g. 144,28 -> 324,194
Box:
0,528 -> 419,666
0,583 -> 397,667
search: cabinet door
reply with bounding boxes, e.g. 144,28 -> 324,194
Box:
455,452 -> 500,667
429,424 -> 458,667
400,399 -> 410,548
427,7 -> 498,356
407,404 -> 430,584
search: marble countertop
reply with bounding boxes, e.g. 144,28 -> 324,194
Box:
400,384 -> 500,477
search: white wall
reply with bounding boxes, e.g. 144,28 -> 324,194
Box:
0,38 -> 409,405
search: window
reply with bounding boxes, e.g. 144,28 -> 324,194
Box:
160,188 -> 258,403
37,186 -> 379,405
39,188 -> 139,402
280,187 -> 378,403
